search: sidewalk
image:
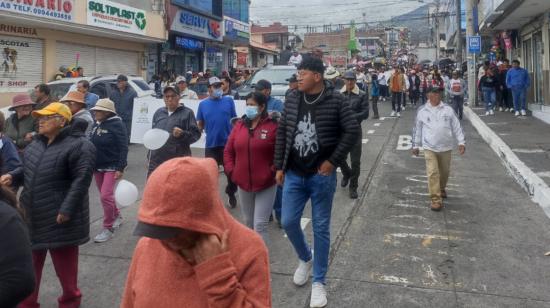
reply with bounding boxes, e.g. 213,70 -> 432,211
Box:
465,105 -> 550,217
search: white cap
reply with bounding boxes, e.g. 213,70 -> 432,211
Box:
175,76 -> 186,83
208,76 -> 222,86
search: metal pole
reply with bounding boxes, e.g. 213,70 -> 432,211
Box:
466,0 -> 476,106
456,0 -> 463,67
435,0 -> 440,63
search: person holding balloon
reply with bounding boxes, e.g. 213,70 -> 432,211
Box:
223,92 -> 278,245
89,99 -> 129,243
147,85 -> 201,177
0,102 -> 96,308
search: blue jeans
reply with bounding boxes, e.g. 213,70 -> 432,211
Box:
511,88 -> 527,112
273,186 -> 282,222
282,169 -> 337,284
482,87 -> 496,112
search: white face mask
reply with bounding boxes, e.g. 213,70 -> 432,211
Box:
212,88 -> 223,98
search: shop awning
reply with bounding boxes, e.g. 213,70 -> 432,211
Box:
490,0 -> 550,30
250,41 -> 278,55
0,12 -> 166,44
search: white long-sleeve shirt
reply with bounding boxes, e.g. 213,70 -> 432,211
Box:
413,102 -> 465,152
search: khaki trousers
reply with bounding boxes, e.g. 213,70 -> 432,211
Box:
424,150 -> 452,203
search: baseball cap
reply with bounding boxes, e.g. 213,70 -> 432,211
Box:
163,85 -> 180,96
32,102 -> 73,121
175,76 -> 187,84
343,70 -> 356,80
253,79 -> 271,91
286,74 -> 298,83
208,76 -> 222,86
117,74 -> 128,82
133,221 -> 183,239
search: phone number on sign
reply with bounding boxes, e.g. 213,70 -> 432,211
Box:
32,8 -> 72,21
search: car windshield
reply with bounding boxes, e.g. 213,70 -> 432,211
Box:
48,83 -> 73,101
248,68 -> 296,86
132,79 -> 153,91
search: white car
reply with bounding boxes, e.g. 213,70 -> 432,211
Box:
46,75 -> 155,101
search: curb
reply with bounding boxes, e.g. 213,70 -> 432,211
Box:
464,106 -> 550,219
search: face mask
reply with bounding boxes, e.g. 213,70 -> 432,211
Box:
212,88 -> 223,98
245,106 -> 259,119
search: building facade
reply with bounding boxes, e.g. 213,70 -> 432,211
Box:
0,0 -> 166,105
479,0 -> 550,122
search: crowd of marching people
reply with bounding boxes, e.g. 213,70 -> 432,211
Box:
0,51 -> 530,307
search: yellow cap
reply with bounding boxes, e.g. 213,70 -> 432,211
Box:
32,102 -> 72,122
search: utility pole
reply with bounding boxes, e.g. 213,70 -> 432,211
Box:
435,0 -> 440,63
466,0 -> 476,106
456,0 -> 462,67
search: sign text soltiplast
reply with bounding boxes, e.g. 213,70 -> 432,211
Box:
0,0 -> 75,22
87,0 -> 147,35
171,9 -> 222,42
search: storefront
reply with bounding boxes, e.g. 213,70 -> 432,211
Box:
0,0 -> 166,106
166,1 -> 228,74
223,16 -> 250,70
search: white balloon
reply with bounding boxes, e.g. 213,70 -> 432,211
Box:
115,180 -> 139,207
143,128 -> 169,150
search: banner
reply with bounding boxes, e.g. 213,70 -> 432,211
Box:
131,98 -> 247,148
87,0 -> 147,35
0,0 -> 75,22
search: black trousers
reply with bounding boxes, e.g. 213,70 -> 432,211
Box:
372,96 -> 379,118
340,131 -> 363,189
391,92 -> 402,112
205,146 -> 237,196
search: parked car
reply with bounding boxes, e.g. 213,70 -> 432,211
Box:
45,75 -> 155,101
234,65 -> 297,101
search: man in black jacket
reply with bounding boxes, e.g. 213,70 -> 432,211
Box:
274,57 -> 359,307
148,86 -> 201,177
339,70 -> 369,199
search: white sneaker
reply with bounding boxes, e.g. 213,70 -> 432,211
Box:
113,215 -> 123,229
293,258 -> 313,286
505,108 -> 510,112
402,105 -> 406,111
490,110 -> 495,115
396,112 -> 401,117
94,228 -> 114,243
390,111 -> 396,117
515,111 -> 520,116
310,282 -> 328,308
485,111 -> 490,116
499,107 -> 503,112
521,109 -> 527,116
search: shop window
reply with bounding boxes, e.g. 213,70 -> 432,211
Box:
223,0 -> 249,22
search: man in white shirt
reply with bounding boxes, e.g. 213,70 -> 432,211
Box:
175,76 -> 199,100
447,71 -> 466,120
288,51 -> 303,66
412,87 -> 466,211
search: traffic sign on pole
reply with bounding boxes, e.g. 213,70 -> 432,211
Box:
468,36 -> 481,54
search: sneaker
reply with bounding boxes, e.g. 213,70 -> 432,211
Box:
293,258 -> 313,286
521,109 -> 527,116
390,111 -> 396,117
113,215 -> 123,229
515,111 -> 520,116
490,110 -> 495,115
94,228 -> 114,243
485,111 -> 490,116
402,105 -> 406,111
396,112 -> 401,117
430,202 -> 443,212
310,282 -> 328,308
505,108 -> 510,112
499,107 -> 503,112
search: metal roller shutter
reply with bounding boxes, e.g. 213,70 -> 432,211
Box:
0,35 -> 43,92
95,48 -> 139,76
56,42 -> 97,76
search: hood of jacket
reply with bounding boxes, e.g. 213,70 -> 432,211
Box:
138,157 -> 227,239
340,84 -> 360,95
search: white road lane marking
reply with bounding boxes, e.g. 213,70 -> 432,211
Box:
362,139 -> 369,144
536,171 -> 550,178
511,148 -> 545,153
374,123 -> 381,127
396,135 -> 412,150
367,130 -> 375,134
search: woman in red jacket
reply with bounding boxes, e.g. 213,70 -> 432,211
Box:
224,92 -> 278,245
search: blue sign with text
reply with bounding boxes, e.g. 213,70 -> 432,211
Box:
468,36 -> 481,54
175,36 -> 204,51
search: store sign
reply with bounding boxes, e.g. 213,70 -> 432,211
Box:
0,35 -> 43,92
0,24 -> 38,36
468,35 -> 481,54
0,0 -> 74,22
171,9 -> 222,42
224,16 -> 250,40
175,36 -> 204,51
87,0 -> 147,35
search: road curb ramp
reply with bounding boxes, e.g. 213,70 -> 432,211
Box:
464,106 -> 550,219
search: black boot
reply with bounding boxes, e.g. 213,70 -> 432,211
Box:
341,176 -> 349,188
349,188 -> 358,199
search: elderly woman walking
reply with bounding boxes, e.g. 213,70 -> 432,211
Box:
90,99 -> 128,243
1,102 -> 96,308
